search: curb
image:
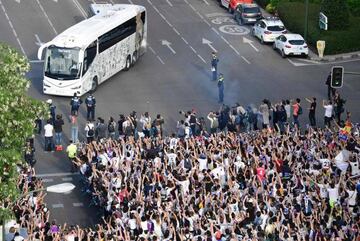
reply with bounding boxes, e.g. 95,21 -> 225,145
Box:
309,53 -> 360,62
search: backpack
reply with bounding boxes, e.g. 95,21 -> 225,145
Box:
298,105 -> 303,115
87,125 -> 95,137
108,122 -> 115,133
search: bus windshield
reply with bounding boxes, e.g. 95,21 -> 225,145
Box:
45,46 -> 82,80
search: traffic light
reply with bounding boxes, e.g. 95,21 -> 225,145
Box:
331,66 -> 344,88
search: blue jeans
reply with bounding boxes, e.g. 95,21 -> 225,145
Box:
212,69 -> 217,81
218,85 -> 224,102
45,136 -> 54,151
87,108 -> 95,121
71,126 -> 78,143
55,132 -> 62,146
293,115 -> 300,128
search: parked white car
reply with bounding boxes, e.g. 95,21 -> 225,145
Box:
273,34 -> 309,57
252,17 -> 287,44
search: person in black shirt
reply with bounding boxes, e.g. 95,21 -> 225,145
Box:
53,114 -> 64,149
306,97 -> 317,127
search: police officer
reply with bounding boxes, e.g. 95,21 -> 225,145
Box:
211,52 -> 219,81
85,93 -> 96,121
47,99 -> 56,125
70,93 -> 82,116
66,140 -> 77,173
217,73 -> 224,103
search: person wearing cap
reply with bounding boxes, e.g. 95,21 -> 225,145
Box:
217,74 -> 224,103
47,99 -> 56,125
85,93 -> 96,121
211,51 -> 219,81
66,140 -> 77,172
70,93 -> 82,116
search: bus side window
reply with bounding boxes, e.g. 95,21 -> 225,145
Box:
83,40 -> 97,75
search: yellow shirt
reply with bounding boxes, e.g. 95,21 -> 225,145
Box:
66,144 -> 77,158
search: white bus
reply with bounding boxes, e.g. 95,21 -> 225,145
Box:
37,4 -> 147,96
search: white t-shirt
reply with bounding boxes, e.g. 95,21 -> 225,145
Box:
317,184 -> 328,199
324,105 -> 333,118
327,184 -> 340,201
198,157 -> 208,171
169,138 -> 178,149
346,190 -> 357,206
44,124 -> 54,137
167,153 -> 177,166
350,161 -> 359,176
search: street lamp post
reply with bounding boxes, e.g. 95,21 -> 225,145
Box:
304,0 -> 309,40
2,183 -> 75,241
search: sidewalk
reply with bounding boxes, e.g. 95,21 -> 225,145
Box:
308,48 -> 360,62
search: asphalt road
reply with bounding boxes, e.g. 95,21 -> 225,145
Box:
1,0 -> 359,227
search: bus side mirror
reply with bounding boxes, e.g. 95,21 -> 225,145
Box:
37,43 -> 50,60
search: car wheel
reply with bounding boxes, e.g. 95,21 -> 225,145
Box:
124,55 -> 131,71
260,36 -> 265,44
251,28 -> 255,36
281,49 -> 286,58
238,17 -> 243,25
91,76 -> 98,92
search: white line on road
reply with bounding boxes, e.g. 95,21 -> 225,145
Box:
202,0 -> 210,5
161,40 -> 176,54
172,27 -> 180,36
35,34 -> 43,46
62,177 -> 73,181
71,0 -> 88,19
166,0 -> 173,7
0,0 -> 26,56
42,178 -> 54,183
149,46 -> 165,65
241,56 -> 251,64
159,13 -> 166,20
73,202 -> 84,207
190,46 -> 197,54
243,37 -> 259,52
52,204 -> 64,209
14,0 -> 20,3
197,54 -> 206,63
128,0 -> 134,4
229,44 -> 240,55
35,0 -> 58,34
29,60 -> 44,63
36,172 -> 79,178
211,27 -> 219,35
181,37 -> 188,44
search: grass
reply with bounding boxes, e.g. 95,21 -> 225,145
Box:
277,2 -> 360,55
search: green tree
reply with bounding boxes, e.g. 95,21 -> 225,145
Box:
321,0 -> 350,30
0,43 -> 47,221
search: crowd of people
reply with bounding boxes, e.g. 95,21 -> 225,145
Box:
5,92 -> 360,241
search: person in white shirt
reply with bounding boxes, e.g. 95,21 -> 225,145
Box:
323,100 -> 333,127
44,119 -> 54,151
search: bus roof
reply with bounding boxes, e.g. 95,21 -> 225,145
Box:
48,4 -> 145,49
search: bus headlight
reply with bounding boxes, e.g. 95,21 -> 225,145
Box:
71,85 -> 81,90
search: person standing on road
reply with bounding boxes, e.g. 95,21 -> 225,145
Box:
211,52 -> 219,81
107,117 -> 116,140
306,97 -> 317,127
325,72 -> 336,100
44,119 -> 54,152
323,100 -> 333,128
217,74 -> 224,103
292,98 -> 302,128
259,99 -> 270,129
70,93 -> 82,116
70,114 -> 79,143
53,114 -> 64,150
85,121 -> 95,143
85,93 -> 96,121
66,140 -> 77,173
47,99 -> 56,125
95,118 -> 107,141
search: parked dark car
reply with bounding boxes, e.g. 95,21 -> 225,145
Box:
234,3 -> 262,25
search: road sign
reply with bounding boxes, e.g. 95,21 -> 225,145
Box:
319,12 -> 328,30
331,66 -> 344,88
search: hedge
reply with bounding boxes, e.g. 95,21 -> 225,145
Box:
277,2 -> 360,54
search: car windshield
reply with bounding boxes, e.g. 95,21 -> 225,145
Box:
267,25 -> 285,31
289,40 -> 305,45
45,46 -> 82,80
244,7 -> 260,13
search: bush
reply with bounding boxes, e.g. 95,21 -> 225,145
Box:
277,1 -> 360,54
348,0 -> 360,16
321,0 -> 350,30
265,3 -> 276,13
256,0 -> 270,8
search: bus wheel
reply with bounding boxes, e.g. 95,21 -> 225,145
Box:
91,76 -> 98,92
132,51 -> 138,66
124,55 -> 131,71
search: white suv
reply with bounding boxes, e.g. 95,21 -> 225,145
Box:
252,17 -> 287,44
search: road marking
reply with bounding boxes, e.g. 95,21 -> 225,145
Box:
128,0 -> 134,4
73,202 -> 84,207
181,37 -> 188,44
166,0 -> 173,7
149,46 -> 165,65
189,46 -> 197,54
243,37 -> 259,52
36,172 -> 80,178
42,178 -> 54,183
197,54 -> 206,63
35,0 -> 58,34
71,0 -> 88,19
29,60 -> 44,63
241,56 -> 251,64
14,0 -> 20,3
52,204 -> 64,208
0,0 -> 26,56
202,0 -> 210,5
35,34 -> 44,47
229,45 -> 240,55
211,27 -> 219,35
202,38 -> 217,52
161,40 -> 176,54
62,177 -> 73,181
172,27 -> 180,36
